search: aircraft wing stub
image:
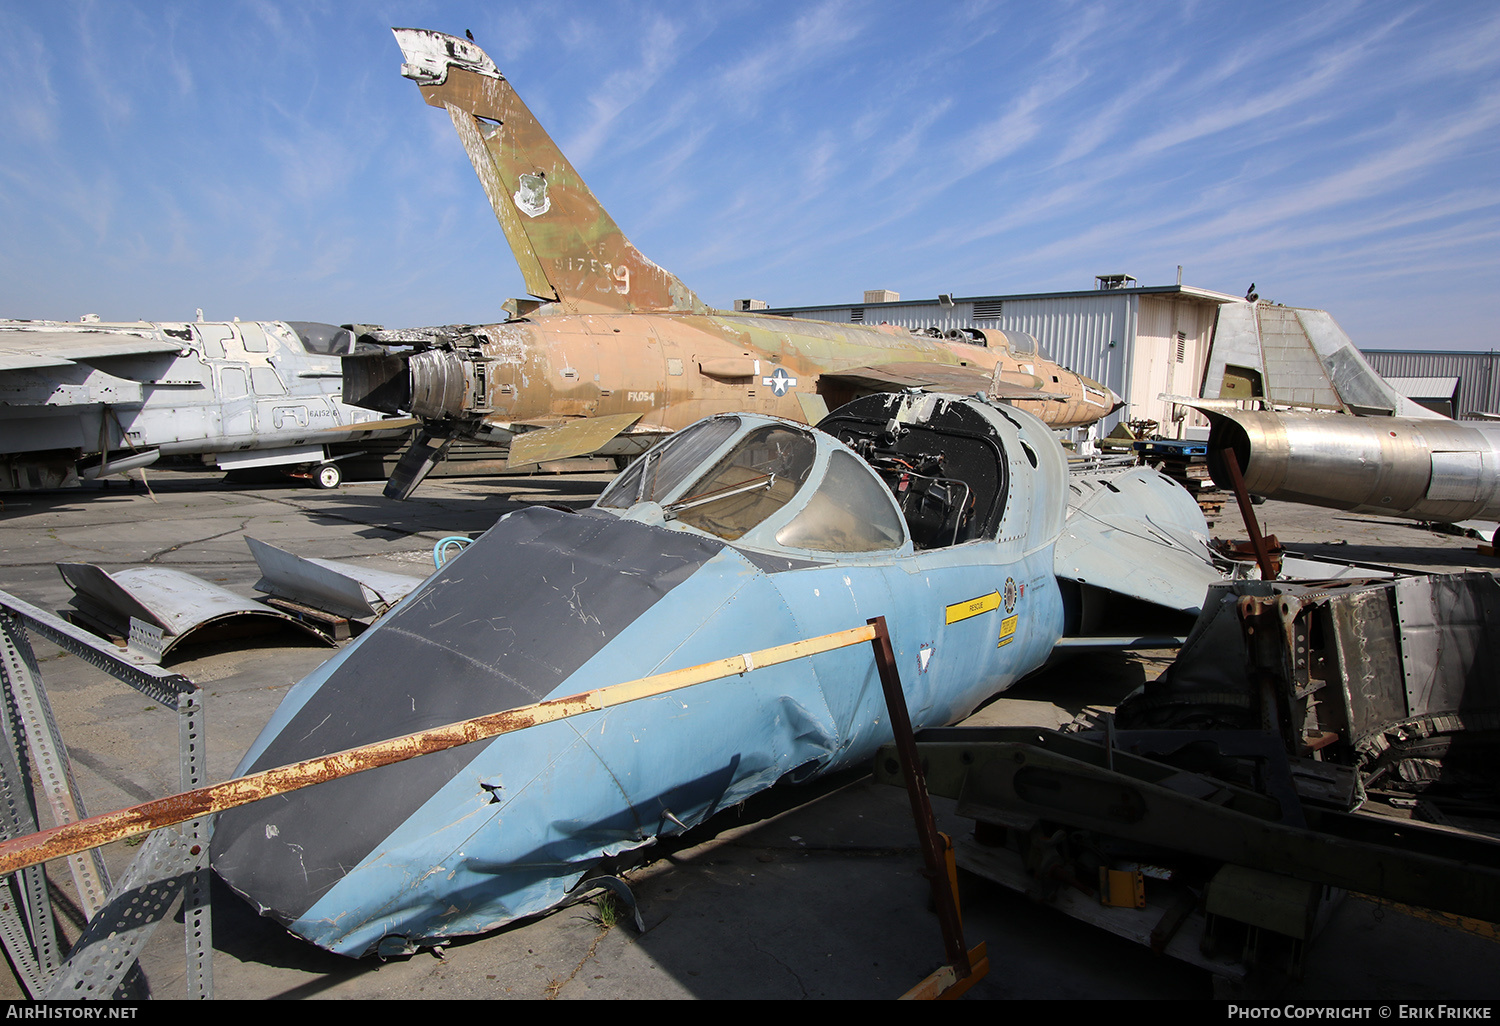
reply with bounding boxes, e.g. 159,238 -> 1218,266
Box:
505,413 -> 644,468
0,329 -> 186,370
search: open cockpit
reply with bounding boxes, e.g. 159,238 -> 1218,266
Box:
818,394 -> 1011,550
595,393 -> 1020,557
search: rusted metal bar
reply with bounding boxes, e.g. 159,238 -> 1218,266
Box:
1221,446 -> 1278,580
868,616 -> 987,998
0,623 -> 879,877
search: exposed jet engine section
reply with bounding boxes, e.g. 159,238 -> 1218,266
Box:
1204,409 -> 1500,524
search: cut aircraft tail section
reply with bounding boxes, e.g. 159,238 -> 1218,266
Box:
392,28 -> 707,316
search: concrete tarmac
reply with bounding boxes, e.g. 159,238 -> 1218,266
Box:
0,469 -> 1495,1001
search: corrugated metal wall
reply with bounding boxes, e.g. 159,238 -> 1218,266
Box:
997,295 -> 1134,431
772,293 -> 1235,433
778,302 -> 981,329
1362,350 -> 1500,418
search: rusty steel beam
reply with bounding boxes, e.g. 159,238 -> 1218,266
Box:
869,616 -> 987,996
0,623 -> 879,877
1221,446 -> 1279,580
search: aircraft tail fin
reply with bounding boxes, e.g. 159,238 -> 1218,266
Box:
393,28 -> 707,316
1203,301 -> 1443,420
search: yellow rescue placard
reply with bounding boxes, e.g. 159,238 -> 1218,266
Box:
946,591 -> 1000,625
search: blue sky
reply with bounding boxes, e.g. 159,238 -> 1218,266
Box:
2,1 -> 1496,349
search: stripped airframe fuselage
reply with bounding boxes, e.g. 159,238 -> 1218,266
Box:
0,318 -> 406,489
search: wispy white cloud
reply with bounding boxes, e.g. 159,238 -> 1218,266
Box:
1124,9 -> 1413,162
717,0 -> 864,110
865,96 -> 954,187
0,15 -> 58,144
566,14 -> 687,164
1164,94 -> 1500,250
70,1 -> 140,131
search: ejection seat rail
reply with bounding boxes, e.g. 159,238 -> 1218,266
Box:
0,588 -> 211,1000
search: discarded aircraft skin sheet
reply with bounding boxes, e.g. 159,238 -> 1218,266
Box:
57,563 -> 332,660
212,394 -> 1213,956
247,536 -> 424,621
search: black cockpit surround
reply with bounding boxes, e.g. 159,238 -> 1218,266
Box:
818,395 -> 1009,549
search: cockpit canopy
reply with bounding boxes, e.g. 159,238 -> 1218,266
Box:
598,415 -> 908,555
286,321 -> 357,356
596,395 -> 1017,557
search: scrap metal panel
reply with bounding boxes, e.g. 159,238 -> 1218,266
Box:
1393,574 -> 1500,724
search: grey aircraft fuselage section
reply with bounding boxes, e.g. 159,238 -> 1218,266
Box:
0,318 -> 410,489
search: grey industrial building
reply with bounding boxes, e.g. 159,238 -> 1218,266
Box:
1360,350 -> 1500,419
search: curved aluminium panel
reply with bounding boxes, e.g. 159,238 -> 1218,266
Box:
1055,466 -> 1221,614
57,564 -> 333,661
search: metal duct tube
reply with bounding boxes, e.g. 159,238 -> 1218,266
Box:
1204,409 -> 1500,523
341,352 -> 412,414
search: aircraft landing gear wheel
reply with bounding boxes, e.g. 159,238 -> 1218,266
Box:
313,463 -> 342,489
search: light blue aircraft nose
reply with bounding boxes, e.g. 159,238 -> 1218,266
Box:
211,506 -> 779,951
